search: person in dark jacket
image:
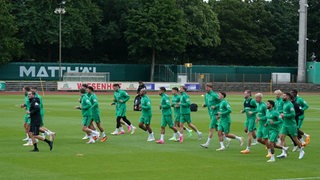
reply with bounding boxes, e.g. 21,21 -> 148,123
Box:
27,91 -> 53,152
136,81 -> 146,95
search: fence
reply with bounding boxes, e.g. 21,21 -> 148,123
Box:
63,72 -> 110,82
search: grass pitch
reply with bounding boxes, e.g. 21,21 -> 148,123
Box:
0,92 -> 319,180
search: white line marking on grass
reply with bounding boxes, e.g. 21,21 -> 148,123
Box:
272,177 -> 320,180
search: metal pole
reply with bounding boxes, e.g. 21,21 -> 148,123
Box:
297,0 -> 308,83
59,12 -> 62,81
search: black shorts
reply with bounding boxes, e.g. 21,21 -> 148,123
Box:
29,124 -> 40,136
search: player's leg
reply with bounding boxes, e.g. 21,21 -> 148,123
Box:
122,116 -> 136,134
111,116 -> 122,135
186,114 -> 202,140
224,123 -> 243,146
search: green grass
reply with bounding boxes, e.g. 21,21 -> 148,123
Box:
0,93 -> 319,180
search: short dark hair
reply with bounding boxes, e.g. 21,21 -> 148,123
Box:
160,87 -> 166,92
82,84 -> 88,88
80,88 -> 86,94
24,86 -> 31,91
32,86 -> 38,90
245,90 -> 251,96
206,83 -> 213,88
267,100 -> 275,107
220,91 -> 226,98
181,86 -> 187,91
172,87 -> 179,91
285,92 -> 293,100
113,83 -> 120,88
88,86 -> 94,91
291,89 -> 298,94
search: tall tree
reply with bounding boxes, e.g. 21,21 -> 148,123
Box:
13,0 -> 101,62
210,0 -> 275,65
125,0 -> 187,81
177,0 -> 220,64
0,0 -> 23,65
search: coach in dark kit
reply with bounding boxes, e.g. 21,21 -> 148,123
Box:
27,91 -> 53,152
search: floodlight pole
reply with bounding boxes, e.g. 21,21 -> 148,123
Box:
297,0 -> 308,83
54,1 -> 66,81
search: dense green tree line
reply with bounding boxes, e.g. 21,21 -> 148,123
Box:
1,0 -> 319,67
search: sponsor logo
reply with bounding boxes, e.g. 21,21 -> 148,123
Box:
19,66 -> 97,78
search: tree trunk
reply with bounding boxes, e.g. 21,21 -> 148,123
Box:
150,48 -> 156,82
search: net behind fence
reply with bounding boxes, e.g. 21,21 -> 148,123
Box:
63,72 -> 110,82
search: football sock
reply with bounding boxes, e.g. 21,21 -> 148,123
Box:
160,134 -> 164,141
206,138 -> 211,145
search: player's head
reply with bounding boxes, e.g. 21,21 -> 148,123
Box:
180,86 -> 187,92
27,91 -> 35,99
139,81 -> 144,85
244,90 -> 251,98
290,89 -> 298,98
283,92 -> 292,101
80,88 -> 86,94
31,86 -> 38,93
23,86 -> 31,92
140,88 -> 147,96
87,86 -> 94,93
267,100 -> 275,109
274,89 -> 283,98
113,83 -> 120,91
82,84 -> 88,89
159,87 -> 166,95
172,87 -> 179,95
255,93 -> 263,103
219,91 -> 226,100
205,83 -> 213,92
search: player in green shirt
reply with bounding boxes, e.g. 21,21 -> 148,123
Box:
78,88 -> 98,144
265,100 -> 283,162
169,87 -> 192,140
178,86 -> 202,143
111,84 -> 136,135
216,92 -> 243,151
274,90 -> 284,114
21,86 -> 32,143
240,90 -> 258,154
255,93 -> 269,151
201,83 -> 222,148
278,92 -> 305,159
87,86 -> 108,142
291,89 -> 310,146
155,87 -> 179,144
138,89 -> 155,141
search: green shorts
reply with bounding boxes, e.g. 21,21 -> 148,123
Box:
116,106 -> 126,117
244,118 -> 256,132
256,124 -> 268,139
174,113 -> 180,122
82,116 -> 92,127
24,114 -> 31,124
268,129 -> 279,143
161,115 -> 174,128
209,115 -> 218,129
139,115 -> 152,125
218,122 -> 230,134
281,125 -> 297,137
180,114 -> 191,124
92,114 -> 101,123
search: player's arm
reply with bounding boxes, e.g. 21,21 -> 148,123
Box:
180,97 -> 191,107
121,91 -> 130,103
283,106 -> 295,119
220,102 -> 232,115
82,99 -> 92,110
91,97 -> 98,109
259,105 -> 267,121
29,102 -> 40,115
300,98 -> 309,111
141,101 -> 151,110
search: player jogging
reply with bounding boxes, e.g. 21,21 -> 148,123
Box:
265,100 -> 283,162
138,89 -> 155,141
27,91 -> 53,152
241,90 -> 258,154
110,84 -> 136,135
201,83 -> 222,148
87,86 -> 108,142
277,92 -> 305,159
156,87 -> 180,144
216,92 -> 243,151
178,86 -> 202,143
255,93 -> 269,155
